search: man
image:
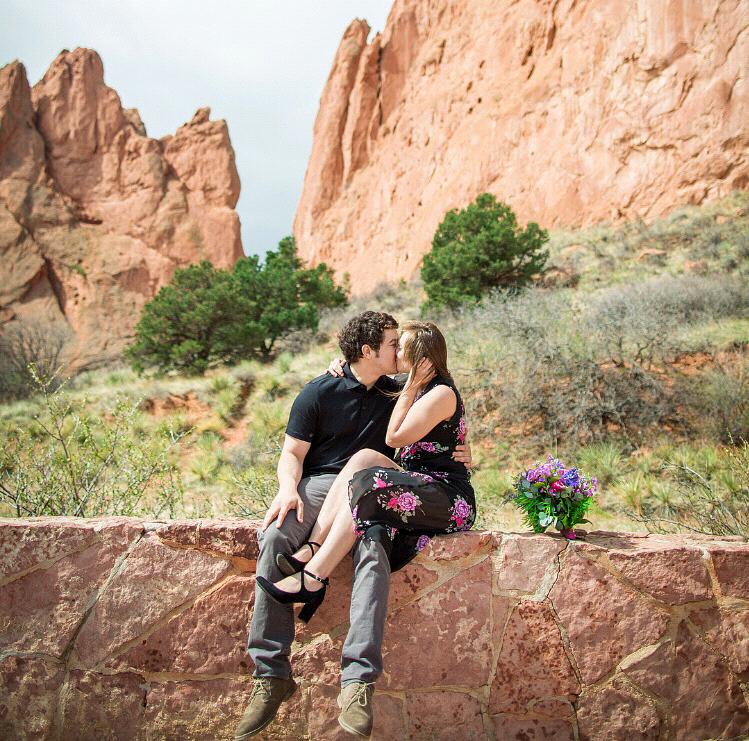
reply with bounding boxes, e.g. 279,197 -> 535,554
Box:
235,311 -> 471,739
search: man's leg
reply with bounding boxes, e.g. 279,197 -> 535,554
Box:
341,532 -> 391,683
337,532 -> 391,737
248,473 -> 336,678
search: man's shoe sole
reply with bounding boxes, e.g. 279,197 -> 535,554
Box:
234,683 -> 297,740
336,695 -> 372,739
337,717 -> 371,738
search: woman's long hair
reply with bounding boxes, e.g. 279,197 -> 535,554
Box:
400,321 -> 452,383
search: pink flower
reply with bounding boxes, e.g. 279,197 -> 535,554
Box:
454,517 -> 465,528
452,499 -> 471,519
551,481 -> 565,493
387,496 -> 399,509
457,417 -> 466,443
418,441 -> 437,452
397,492 -> 418,512
373,476 -> 389,489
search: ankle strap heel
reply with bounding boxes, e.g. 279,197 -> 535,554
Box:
276,541 -> 323,577
298,570 -> 328,623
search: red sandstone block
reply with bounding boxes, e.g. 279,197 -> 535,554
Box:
489,600 -> 579,714
109,574 -> 255,675
550,550 -> 671,684
622,621 -> 749,741
406,690 -> 485,740
198,519 -> 261,560
0,521 -> 140,657
381,559 -> 493,689
0,656 -> 65,740
73,534 -> 231,667
690,605 -> 749,674
576,682 -> 660,740
709,547 -> 749,600
493,533 -> 566,594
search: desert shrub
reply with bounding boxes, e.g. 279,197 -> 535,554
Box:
693,350 -> 749,443
225,434 -> 281,518
450,273 -> 749,447
582,275 -> 749,369
632,442 -> 749,539
0,318 -> 74,401
453,288 -> 676,445
421,193 -> 549,310
0,369 -> 187,517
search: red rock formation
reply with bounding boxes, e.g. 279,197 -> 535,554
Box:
0,49 -> 243,367
1,521 -> 749,738
294,0 -> 749,294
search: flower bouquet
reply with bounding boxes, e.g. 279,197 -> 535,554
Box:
511,455 -> 597,539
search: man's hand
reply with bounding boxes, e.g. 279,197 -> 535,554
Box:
453,440 -> 474,468
262,487 -> 305,530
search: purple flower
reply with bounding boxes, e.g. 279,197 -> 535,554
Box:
416,535 -> 431,551
398,492 -> 419,512
561,468 -> 580,487
418,441 -> 438,453
452,498 -> 471,520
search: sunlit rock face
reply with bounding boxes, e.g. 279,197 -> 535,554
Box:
2,519 -> 748,739
294,0 -> 749,295
0,49 -> 242,367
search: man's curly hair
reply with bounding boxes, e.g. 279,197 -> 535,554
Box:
338,311 -> 399,364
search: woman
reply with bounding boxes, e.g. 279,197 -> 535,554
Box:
256,321 -> 476,622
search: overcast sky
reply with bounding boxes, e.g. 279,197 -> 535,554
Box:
2,0 -> 391,257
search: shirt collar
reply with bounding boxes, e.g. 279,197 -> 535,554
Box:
341,362 -> 365,390
342,362 -> 391,392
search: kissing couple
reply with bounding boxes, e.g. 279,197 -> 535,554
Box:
235,311 -> 476,739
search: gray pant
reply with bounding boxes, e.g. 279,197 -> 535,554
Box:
248,474 -> 391,685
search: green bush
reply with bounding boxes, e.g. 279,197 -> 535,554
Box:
421,193 -> 549,310
127,237 -> 347,375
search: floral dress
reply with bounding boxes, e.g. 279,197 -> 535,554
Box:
348,375 -> 476,571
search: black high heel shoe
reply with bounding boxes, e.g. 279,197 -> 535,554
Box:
256,569 -> 329,624
275,541 -> 321,577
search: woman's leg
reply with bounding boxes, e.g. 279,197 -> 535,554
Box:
279,449 -> 399,579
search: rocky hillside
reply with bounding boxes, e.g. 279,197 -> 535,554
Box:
294,0 -> 749,294
0,49 -> 243,368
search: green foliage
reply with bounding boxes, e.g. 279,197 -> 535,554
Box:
0,368 -> 187,517
127,237 -> 347,375
126,260 -> 244,375
633,442 -> 749,539
421,193 -> 549,310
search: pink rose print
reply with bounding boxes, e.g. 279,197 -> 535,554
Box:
387,496 -> 399,509
450,498 -> 472,530
373,476 -> 390,489
457,416 -> 466,444
397,492 -> 418,512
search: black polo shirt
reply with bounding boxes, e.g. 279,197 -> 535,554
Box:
285,363 -> 402,478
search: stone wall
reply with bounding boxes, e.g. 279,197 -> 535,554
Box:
1,518 -> 748,740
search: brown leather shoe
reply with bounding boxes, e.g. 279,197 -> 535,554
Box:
337,682 -> 374,738
234,676 -> 297,739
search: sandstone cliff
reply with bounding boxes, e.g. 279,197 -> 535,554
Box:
0,49 -> 243,367
294,0 -> 749,294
